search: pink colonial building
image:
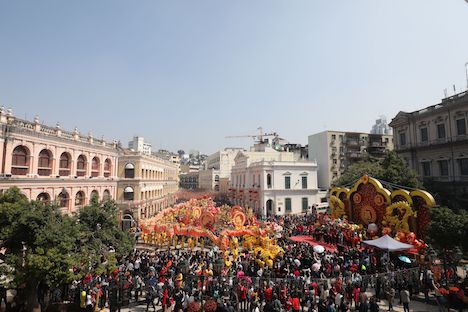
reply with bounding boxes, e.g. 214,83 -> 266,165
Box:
0,108 -> 119,213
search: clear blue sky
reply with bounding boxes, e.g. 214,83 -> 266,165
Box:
1,1 -> 468,154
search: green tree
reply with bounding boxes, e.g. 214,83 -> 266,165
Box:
333,151 -> 423,189
333,161 -> 383,187
0,188 -> 135,311
0,188 -> 79,311
426,206 -> 468,255
426,207 -> 468,284
76,199 -> 134,274
379,151 -> 422,188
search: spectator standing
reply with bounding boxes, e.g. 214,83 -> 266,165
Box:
369,296 -> 379,312
385,285 -> 395,312
358,296 -> 369,312
400,287 -> 410,312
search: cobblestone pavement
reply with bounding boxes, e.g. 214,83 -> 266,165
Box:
110,295 -> 441,312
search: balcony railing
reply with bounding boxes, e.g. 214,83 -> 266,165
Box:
346,140 -> 360,146
116,196 -> 170,206
347,151 -> 365,158
442,90 -> 467,102
10,118 -> 118,150
396,136 -> 468,150
369,142 -> 385,147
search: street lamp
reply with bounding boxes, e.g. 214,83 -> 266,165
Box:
465,62 -> 468,91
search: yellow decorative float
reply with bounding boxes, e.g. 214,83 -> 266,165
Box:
330,175 -> 435,238
139,196 -> 283,261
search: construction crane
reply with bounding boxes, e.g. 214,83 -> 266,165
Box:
225,127 -> 264,142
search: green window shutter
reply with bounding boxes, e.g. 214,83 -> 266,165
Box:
302,176 -> 307,189
285,176 -> 291,189
302,197 -> 308,212
285,198 -> 292,212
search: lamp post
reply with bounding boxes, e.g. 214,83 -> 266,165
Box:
465,62 -> 468,91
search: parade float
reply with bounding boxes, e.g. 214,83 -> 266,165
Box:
329,175 -> 436,252
139,196 -> 284,268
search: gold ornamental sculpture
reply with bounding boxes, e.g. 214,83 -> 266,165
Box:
329,175 -> 435,239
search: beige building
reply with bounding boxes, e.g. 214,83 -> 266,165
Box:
389,90 -> 468,208
308,131 -> 394,188
199,168 -> 220,191
198,148 -> 244,191
117,151 -> 179,222
0,109 -> 119,213
218,177 -> 230,193
204,148 -> 245,177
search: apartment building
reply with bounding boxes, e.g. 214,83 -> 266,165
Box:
128,136 -> 152,155
308,131 -> 394,188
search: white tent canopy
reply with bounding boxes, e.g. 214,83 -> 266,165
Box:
362,234 -> 413,251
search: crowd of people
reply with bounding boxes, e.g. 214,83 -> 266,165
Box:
11,211 -> 466,312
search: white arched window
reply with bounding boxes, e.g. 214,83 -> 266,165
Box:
124,186 -> 134,201
124,163 -> 135,178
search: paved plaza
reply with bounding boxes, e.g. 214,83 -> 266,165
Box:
114,297 -> 440,312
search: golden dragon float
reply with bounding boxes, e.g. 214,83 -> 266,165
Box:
139,196 -> 284,267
